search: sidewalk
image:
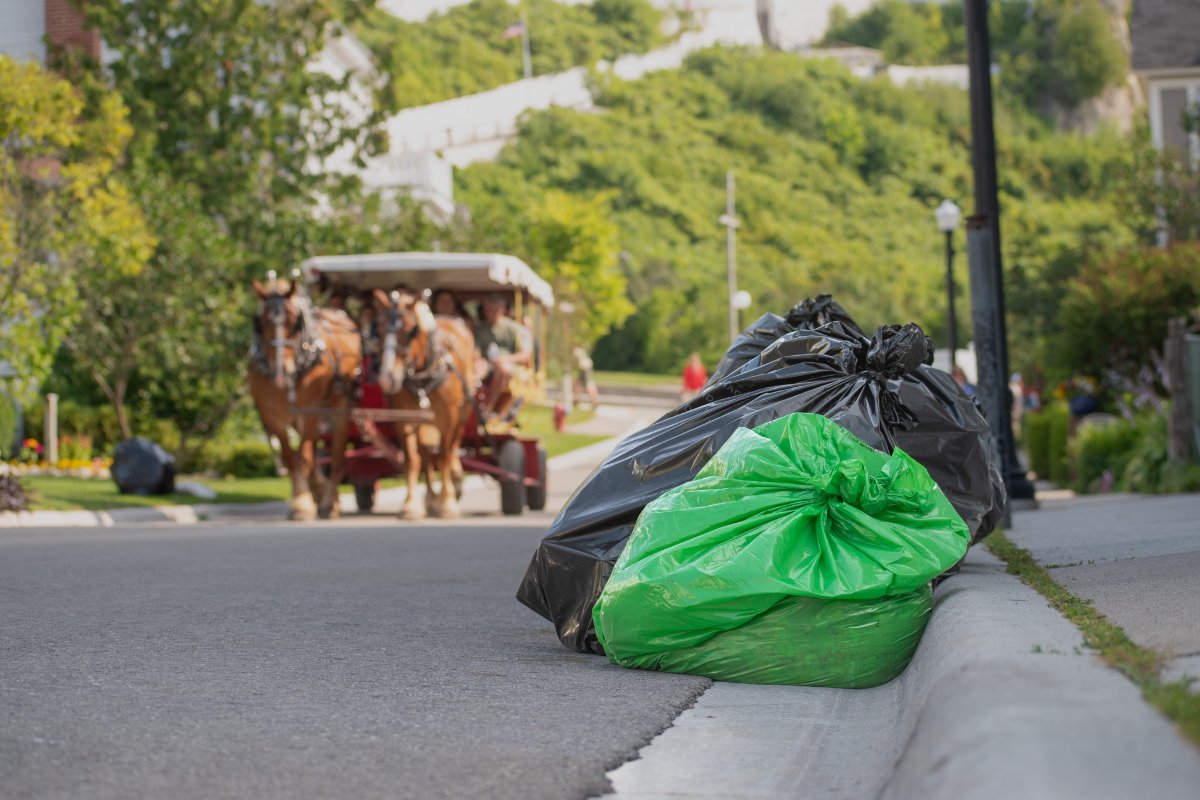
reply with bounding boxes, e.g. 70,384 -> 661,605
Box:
600,491 -> 1200,799
1006,491 -> 1200,687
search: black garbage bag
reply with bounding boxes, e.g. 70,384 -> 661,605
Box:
112,438 -> 176,495
708,295 -> 1005,542
517,321 -> 931,654
706,295 -> 861,386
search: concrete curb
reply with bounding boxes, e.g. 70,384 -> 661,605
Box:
599,547 -> 1200,800
0,433 -> 629,530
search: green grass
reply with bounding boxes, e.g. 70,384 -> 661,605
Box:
986,530 -> 1200,748
592,370 -> 676,388
21,408 -> 611,511
519,404 -> 608,458
22,475 -> 292,511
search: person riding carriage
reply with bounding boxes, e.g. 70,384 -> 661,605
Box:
267,252 -> 553,519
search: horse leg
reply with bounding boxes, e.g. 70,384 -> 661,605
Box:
433,415 -> 463,519
399,426 -> 425,520
319,416 -> 349,520
423,445 -> 440,515
291,423 -> 319,522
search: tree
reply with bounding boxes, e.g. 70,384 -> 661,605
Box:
62,167 -> 242,448
1056,244 -> 1200,393
524,190 -> 634,352
82,0 -> 385,275
457,46 -> 1136,374
0,56 -> 154,399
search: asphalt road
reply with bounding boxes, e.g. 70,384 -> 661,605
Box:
0,422 -> 709,799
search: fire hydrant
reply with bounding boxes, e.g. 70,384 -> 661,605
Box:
553,403 -> 568,432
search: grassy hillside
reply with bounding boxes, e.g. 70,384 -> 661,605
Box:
456,46 -> 1140,373
351,0 -> 667,111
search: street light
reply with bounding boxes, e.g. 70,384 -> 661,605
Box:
935,199 -> 962,371
731,289 -> 752,337
720,170 -> 740,344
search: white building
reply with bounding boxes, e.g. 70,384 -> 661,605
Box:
1131,0 -> 1200,167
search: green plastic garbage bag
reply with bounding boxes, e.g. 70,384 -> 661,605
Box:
592,412 -> 969,688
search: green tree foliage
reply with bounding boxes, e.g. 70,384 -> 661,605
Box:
1056,243 -> 1200,391
825,0 -> 1127,113
457,46 -> 1132,373
1120,134 -> 1200,244
83,0 -> 385,275
523,190 -> 633,349
350,0 -> 665,111
62,167 -> 245,453
0,57 -> 155,399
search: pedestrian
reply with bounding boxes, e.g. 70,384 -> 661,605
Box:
951,366 -> 976,397
681,352 -> 707,403
573,347 -> 599,408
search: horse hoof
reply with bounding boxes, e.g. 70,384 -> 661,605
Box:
289,507 -> 317,522
433,503 -> 461,520
399,506 -> 426,521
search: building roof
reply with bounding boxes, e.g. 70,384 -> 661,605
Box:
1131,0 -> 1200,72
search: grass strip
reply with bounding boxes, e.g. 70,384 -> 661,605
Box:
985,530 -> 1200,748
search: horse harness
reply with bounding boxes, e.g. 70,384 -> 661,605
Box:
382,304 -> 466,410
251,289 -> 352,405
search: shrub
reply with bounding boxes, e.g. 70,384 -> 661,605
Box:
0,393 -> 17,459
1048,411 -> 1071,486
1056,243 -> 1200,394
1070,415 -> 1144,492
0,475 -> 27,512
1068,409 -> 1200,494
1024,410 -> 1053,479
220,442 -> 277,478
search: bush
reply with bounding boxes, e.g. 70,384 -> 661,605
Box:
184,440 -> 277,478
1024,404 -> 1071,485
1056,243 -> 1200,394
1048,412 -> 1071,486
1070,415 -> 1145,492
23,399 -> 122,454
0,475 -> 27,512
1068,409 -> 1200,494
0,392 -> 17,458
217,442 -> 278,478
1024,409 -> 1053,479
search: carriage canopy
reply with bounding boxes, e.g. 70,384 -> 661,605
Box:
300,252 -> 555,309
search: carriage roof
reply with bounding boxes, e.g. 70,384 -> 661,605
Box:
301,252 -> 555,309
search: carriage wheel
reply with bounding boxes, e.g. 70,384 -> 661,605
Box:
354,481 -> 376,513
497,440 -> 526,516
526,446 -> 548,511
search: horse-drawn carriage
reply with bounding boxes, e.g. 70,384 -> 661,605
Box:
249,252 -> 553,521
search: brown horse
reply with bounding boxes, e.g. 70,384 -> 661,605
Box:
371,289 -> 476,519
248,278 -> 362,520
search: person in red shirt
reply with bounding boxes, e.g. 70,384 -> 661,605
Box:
681,352 -> 707,402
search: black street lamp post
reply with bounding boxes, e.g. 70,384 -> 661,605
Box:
935,199 -> 962,370
964,0 -> 1036,514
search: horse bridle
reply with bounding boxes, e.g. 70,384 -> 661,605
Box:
379,299 -> 455,409
264,292 -> 303,390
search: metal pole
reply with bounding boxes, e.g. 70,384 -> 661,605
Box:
45,393 -> 58,466
964,0 -> 1035,505
721,170 -> 739,344
945,230 -> 958,371
521,13 -> 533,81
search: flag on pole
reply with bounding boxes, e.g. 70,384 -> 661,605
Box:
502,20 -> 524,40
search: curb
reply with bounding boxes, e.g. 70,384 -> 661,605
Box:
0,428 -> 634,530
598,547 -> 1200,800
